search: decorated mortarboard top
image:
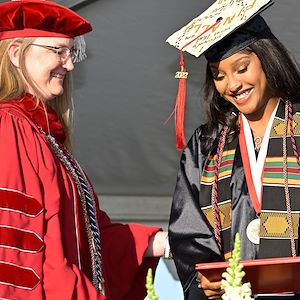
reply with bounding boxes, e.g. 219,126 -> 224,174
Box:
165,0 -> 275,150
166,0 -> 274,60
0,0 -> 92,40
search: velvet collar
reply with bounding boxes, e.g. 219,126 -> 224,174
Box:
11,94 -> 66,144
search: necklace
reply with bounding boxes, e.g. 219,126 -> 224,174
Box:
254,136 -> 263,151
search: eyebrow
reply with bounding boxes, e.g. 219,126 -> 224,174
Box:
209,55 -> 251,71
50,43 -> 73,48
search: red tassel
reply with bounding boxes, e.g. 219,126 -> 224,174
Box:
167,19 -> 222,150
165,51 -> 188,150
174,51 -> 188,150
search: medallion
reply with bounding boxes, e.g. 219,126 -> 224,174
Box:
246,218 -> 260,244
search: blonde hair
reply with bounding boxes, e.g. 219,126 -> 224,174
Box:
0,37 -> 74,149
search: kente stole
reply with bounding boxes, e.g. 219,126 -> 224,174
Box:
199,101 -> 300,259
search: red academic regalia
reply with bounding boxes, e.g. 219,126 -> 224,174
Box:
0,94 -> 160,300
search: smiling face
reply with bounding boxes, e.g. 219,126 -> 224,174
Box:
23,37 -> 74,101
210,51 -> 275,120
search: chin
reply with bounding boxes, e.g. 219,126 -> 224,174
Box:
44,92 -> 63,102
52,89 -> 64,98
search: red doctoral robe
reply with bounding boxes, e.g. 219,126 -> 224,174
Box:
0,94 -> 160,300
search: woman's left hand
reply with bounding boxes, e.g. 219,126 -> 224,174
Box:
197,272 -> 224,300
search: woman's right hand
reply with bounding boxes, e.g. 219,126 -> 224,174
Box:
197,272 -> 224,300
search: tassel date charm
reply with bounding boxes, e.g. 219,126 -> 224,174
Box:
175,71 -> 188,79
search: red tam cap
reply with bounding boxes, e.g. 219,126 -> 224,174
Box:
0,0 -> 92,40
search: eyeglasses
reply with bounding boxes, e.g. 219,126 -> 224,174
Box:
30,44 -> 75,63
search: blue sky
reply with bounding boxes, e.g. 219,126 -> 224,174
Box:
145,259 -> 184,300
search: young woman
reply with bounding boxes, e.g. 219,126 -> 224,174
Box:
168,13 -> 300,300
0,0 -> 167,299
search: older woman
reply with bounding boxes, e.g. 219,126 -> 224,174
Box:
0,0 -> 166,299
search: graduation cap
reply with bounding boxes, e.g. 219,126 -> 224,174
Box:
166,0 -> 275,150
0,0 -> 92,61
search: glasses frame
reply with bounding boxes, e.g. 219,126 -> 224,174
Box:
29,43 -> 75,63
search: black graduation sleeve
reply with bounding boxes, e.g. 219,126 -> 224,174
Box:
168,127 -> 223,294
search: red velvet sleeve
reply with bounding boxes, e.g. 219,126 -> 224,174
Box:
97,209 -> 161,300
0,108 -> 105,299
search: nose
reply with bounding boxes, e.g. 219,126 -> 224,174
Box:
227,75 -> 242,93
62,57 -> 75,71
